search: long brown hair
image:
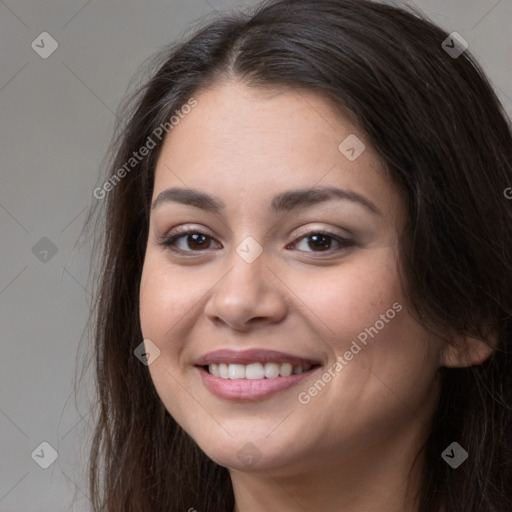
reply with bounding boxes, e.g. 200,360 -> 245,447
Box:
83,1 -> 512,510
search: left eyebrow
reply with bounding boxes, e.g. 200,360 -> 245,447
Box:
151,186 -> 382,216
270,186 -> 382,215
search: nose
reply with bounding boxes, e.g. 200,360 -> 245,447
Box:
203,249 -> 288,332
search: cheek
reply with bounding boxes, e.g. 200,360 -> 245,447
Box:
139,253 -> 197,341
289,248 -> 439,408
287,248 -> 403,350
138,255 -> 201,430
139,262 -> 171,341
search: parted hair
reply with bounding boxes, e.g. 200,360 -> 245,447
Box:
85,1 -> 512,510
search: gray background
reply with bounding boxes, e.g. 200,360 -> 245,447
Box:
1,0 -> 510,510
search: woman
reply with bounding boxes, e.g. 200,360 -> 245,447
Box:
86,0 -> 512,510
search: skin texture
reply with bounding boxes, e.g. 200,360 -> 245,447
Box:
139,80 -> 492,511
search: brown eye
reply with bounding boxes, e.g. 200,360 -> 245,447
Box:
184,233 -> 210,250
158,230 -> 221,253
306,233 -> 332,251
287,231 -> 354,253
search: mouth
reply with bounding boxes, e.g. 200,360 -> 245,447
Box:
203,361 -> 316,379
194,349 -> 322,401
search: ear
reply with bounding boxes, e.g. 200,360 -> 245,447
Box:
440,331 -> 496,368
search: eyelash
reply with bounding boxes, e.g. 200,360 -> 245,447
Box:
157,227 -> 354,255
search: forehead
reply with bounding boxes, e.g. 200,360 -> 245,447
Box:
160,81 -> 358,160
152,80 -> 402,221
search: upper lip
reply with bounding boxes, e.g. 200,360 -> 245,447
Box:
195,349 -> 322,367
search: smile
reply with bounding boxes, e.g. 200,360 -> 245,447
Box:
207,362 -> 312,379
194,349 -> 322,401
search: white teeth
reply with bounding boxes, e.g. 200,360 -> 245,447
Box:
279,362 -> 292,376
208,361 -> 313,379
245,363 -> 264,380
210,363 -> 220,377
228,364 -> 246,379
219,363 -> 229,379
264,362 -> 280,379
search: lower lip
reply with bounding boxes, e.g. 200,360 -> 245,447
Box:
197,366 -> 320,401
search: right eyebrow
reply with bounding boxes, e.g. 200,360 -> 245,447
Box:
152,187 -> 225,212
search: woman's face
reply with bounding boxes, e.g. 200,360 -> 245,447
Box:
139,80 -> 443,476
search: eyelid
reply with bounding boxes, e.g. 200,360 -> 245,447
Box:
156,225 -> 221,251
290,223 -> 352,241
166,224 -> 213,238
286,229 -> 354,253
